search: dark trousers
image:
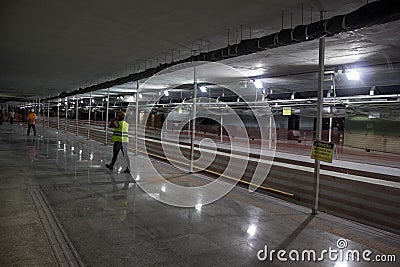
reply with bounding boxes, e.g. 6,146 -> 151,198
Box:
10,117 -> 14,124
27,124 -> 36,136
110,142 -> 131,169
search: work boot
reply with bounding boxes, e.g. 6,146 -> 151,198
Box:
106,164 -> 113,170
123,168 -> 130,173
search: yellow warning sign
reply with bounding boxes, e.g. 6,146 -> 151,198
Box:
283,107 -> 291,116
311,141 -> 334,163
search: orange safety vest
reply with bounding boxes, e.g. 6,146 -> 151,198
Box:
28,113 -> 36,124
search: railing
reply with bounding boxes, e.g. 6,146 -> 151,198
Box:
41,114 -> 344,146
40,114 -> 400,157
45,116 -> 113,145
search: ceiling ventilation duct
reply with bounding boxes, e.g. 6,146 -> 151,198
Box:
305,20 -> 327,40
236,38 -> 261,55
292,25 -> 307,41
258,33 -> 277,49
344,0 -> 400,30
325,15 -> 346,35
47,0 -> 400,101
276,29 -> 296,45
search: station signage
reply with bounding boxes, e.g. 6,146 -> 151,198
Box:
311,140 -> 335,163
283,107 -> 291,116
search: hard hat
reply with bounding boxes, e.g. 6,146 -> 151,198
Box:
31,109 -> 35,112
117,111 -> 126,117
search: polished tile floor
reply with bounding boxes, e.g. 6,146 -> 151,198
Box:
0,124 -> 399,266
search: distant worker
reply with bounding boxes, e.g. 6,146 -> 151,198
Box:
106,110 -> 131,173
0,112 -> 4,125
27,109 -> 37,136
9,110 -> 15,124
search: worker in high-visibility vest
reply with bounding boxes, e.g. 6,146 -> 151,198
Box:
106,110 -> 131,173
27,109 -> 37,136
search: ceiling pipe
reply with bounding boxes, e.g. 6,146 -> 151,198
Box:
42,0 -> 400,102
46,91 -> 400,107
133,93 -> 400,107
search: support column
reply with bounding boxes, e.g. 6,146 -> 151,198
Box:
47,99 -> 50,128
41,99 -> 45,127
188,119 -> 191,139
41,99 -> 44,127
57,99 -> 60,132
101,102 -> 104,122
220,114 -> 223,143
164,113 -> 168,138
135,81 -> 139,155
189,67 -> 197,173
328,74 -> 336,143
76,96 -> 79,136
65,98 -> 68,132
105,89 -> 110,145
312,11 -> 325,215
88,93 -> 92,139
269,114 -> 272,150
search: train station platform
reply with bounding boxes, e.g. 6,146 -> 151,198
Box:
0,124 -> 399,266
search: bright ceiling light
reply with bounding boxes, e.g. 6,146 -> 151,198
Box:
345,69 -> 360,81
199,86 -> 207,92
125,95 -> 135,102
254,79 -> 263,89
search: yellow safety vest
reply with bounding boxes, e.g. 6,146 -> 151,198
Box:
112,121 -> 129,143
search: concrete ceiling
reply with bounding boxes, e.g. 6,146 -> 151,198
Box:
1,0 -> 399,102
